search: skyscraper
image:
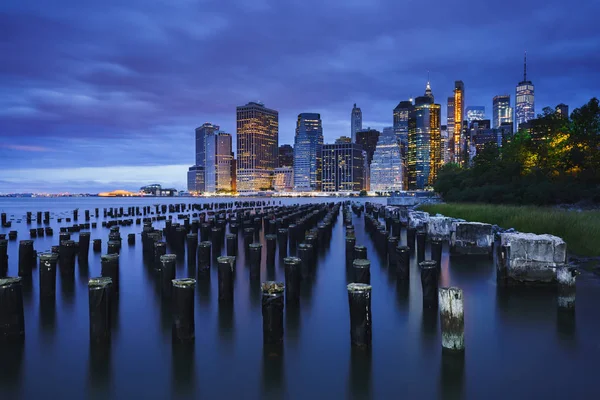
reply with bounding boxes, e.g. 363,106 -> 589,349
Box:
236,102 -> 279,192
408,83 -> 442,189
216,133 -> 233,192
195,123 -> 220,167
370,127 -> 403,192
356,128 -> 380,191
394,100 -> 413,190
515,52 -> 535,130
493,95 -> 513,129
293,113 -> 323,191
188,122 -> 220,193
322,142 -> 365,192
466,106 -> 485,124
351,104 -> 362,143
440,125 -> 450,164
447,97 -> 455,162
278,144 -> 294,167
453,81 -> 465,164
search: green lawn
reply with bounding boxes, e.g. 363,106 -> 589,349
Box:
418,203 -> 600,257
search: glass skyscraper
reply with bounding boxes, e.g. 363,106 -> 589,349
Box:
447,97 -> 455,162
293,113 -> 323,191
370,127 -> 403,192
408,84 -> 442,189
466,106 -> 485,124
351,104 -> 362,143
188,122 -> 220,193
493,95 -> 513,129
453,81 -> 465,164
515,53 -> 535,130
236,102 -> 278,192
322,142 -> 365,192
394,100 -> 413,190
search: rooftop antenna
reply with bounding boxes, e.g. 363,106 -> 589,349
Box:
524,51 -> 527,81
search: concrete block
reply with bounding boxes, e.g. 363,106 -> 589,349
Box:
451,222 -> 493,255
408,211 -> 429,232
427,216 -> 454,241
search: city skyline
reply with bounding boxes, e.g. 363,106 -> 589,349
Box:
1,0 -> 598,192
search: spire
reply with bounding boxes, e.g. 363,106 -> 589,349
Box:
425,71 -> 433,100
524,51 -> 527,81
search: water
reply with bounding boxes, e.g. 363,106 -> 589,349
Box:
0,197 -> 598,399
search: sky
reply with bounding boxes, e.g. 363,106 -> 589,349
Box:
1,0 -> 599,193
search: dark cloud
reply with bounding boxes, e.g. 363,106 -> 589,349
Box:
1,0 -> 599,191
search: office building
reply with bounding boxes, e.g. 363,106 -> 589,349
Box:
293,113 -> 323,191
216,133 -> 233,192
394,100 -> 413,189
356,128 -> 380,191
187,166 -> 204,193
195,123 -> 219,168
466,106 -> 485,124
447,97 -> 455,162
493,95 -> 513,129
441,125 -> 451,164
351,104 -> 362,143
322,142 -> 365,192
469,120 -> 497,159
498,122 -> 514,142
453,81 -> 465,164
515,52 -> 535,130
408,84 -> 442,189
336,136 -> 352,144
370,127 -> 403,192
236,102 -> 279,192
278,144 -> 294,167
273,167 -> 294,192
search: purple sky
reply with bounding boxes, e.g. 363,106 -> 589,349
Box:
1,0 -> 599,193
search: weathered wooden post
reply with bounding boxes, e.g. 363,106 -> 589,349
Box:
226,234 -> 237,257
197,241 -> 212,276
395,245 -> 410,280
352,259 -> 371,284
261,282 -> 285,345
93,239 -> 102,253
172,278 -> 196,343
557,266 -> 578,310
0,277 -> 25,340
420,260 -> 438,308
160,254 -> 177,298
345,236 -> 356,267
347,283 -> 372,348
18,240 -> 35,277
407,227 -> 416,252
277,229 -> 288,259
217,256 -> 235,303
284,257 -> 301,306
266,234 -> 277,267
79,232 -> 91,262
416,231 -> 427,262
100,254 -> 120,294
88,277 -> 112,343
439,287 -> 464,352
249,243 -> 262,279
431,239 -> 443,270
354,245 -> 367,261
186,233 -> 198,266
39,252 -> 58,298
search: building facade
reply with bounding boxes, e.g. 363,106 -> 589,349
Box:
441,125 -> 451,164
293,113 -> 323,191
322,142 -> 365,192
356,128 -> 380,191
515,53 -> 535,130
408,85 -> 442,190
555,103 -> 569,118
453,81 -> 465,164
369,127 -> 403,192
351,104 -> 362,143
466,106 -> 485,124
273,167 -> 294,192
278,144 -> 294,167
447,97 -> 455,162
493,95 -> 513,129
394,100 -> 413,190
187,166 -> 204,193
216,133 -> 233,192
236,102 -> 279,192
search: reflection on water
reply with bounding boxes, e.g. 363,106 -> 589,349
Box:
285,305 -> 301,348
39,298 -> 56,341
0,340 -> 24,391
218,303 -> 235,344
556,308 -> 577,343
421,306 -> 439,345
88,342 -> 112,394
171,343 -> 195,396
347,346 -> 372,400
60,272 -> 76,306
261,343 -> 285,398
396,280 -> 410,312
439,351 -> 465,400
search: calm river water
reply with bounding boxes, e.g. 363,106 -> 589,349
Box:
0,197 -> 598,400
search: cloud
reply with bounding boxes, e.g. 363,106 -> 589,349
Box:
1,0 -> 599,191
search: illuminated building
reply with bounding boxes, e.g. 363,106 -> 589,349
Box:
278,144 -> 294,167
394,100 -> 413,190
469,120 -> 497,159
293,113 -> 323,191
441,125 -> 451,164
493,95 -> 513,129
515,52 -> 535,130
408,83 -> 442,189
216,133 -> 233,192
498,122 -> 514,142
336,136 -> 352,144
370,127 -> 403,192
236,102 -> 279,192
356,128 -> 380,191
447,97 -> 455,162
351,104 -> 362,143
466,106 -> 485,124
322,142 -> 365,192
187,166 -> 204,193
273,167 -> 294,192
453,81 -> 465,164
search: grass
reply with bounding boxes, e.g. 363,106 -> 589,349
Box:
418,203 -> 600,257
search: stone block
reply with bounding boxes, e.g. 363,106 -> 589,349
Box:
451,222 -> 493,255
427,216 -> 454,241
